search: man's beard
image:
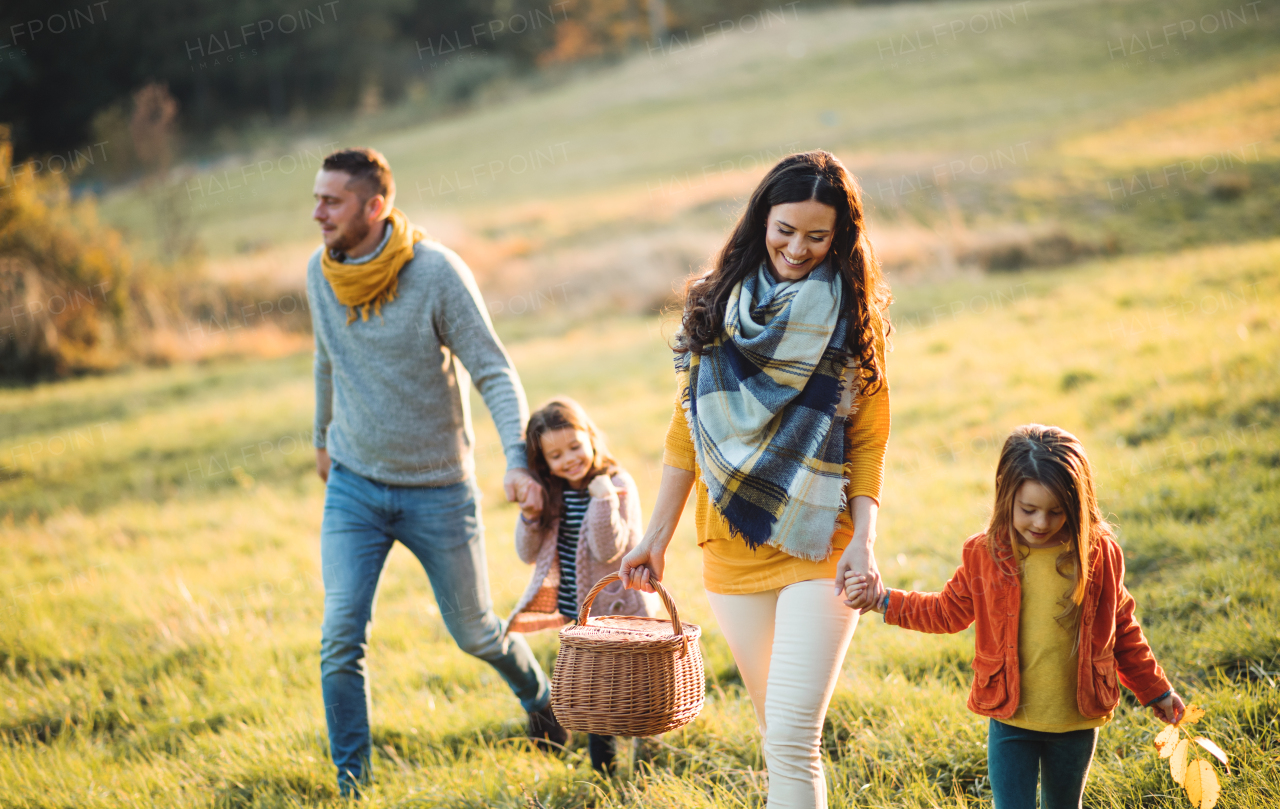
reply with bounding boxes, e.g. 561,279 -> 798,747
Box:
328,217 -> 372,255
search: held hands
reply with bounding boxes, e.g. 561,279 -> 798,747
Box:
519,503 -> 541,522
843,571 -> 886,613
504,468 -> 545,522
834,537 -> 883,614
1151,691 -> 1186,725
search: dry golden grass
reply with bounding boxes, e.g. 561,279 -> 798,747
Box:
1061,69 -> 1280,165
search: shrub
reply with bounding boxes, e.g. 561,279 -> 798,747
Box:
0,125 -> 137,380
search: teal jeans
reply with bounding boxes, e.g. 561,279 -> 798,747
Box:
987,719 -> 1099,809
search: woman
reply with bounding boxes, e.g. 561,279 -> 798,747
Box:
619,150 -> 891,808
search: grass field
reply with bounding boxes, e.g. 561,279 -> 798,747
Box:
96,0 -> 1280,306
5,0 -> 1280,805
2,235 -> 1278,807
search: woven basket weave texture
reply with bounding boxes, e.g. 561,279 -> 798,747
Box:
551,574 -> 705,737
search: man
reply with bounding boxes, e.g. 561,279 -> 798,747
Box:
307,148 -> 567,795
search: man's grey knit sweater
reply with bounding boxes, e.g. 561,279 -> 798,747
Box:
308,227 -> 528,486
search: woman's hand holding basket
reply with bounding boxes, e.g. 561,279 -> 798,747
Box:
619,536 -> 666,593
619,464 -> 695,593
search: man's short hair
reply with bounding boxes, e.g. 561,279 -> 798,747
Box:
322,148 -> 395,202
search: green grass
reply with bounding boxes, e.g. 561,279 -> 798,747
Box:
7,0 -> 1280,803
2,237 -> 1278,807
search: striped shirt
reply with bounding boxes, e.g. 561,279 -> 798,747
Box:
556,486 -> 593,619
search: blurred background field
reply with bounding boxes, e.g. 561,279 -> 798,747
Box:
1,0 -> 1279,806
5,0 -> 1278,377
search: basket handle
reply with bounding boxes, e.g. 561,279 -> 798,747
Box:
576,572 -> 683,637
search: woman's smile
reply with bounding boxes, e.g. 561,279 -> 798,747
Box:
764,200 -> 836,281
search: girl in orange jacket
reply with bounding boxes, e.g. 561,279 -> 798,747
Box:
846,424 -> 1184,809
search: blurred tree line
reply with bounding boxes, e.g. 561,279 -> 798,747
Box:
1,0 -> 886,380
0,0 -> 856,166
0,121 -> 317,381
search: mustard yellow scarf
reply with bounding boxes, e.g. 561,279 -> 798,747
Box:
320,208 -> 426,324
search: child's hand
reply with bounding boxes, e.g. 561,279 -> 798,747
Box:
506,469 -> 544,514
842,569 -> 866,602
843,570 -> 886,612
1151,691 -> 1185,725
587,475 -> 616,499
520,504 -> 542,523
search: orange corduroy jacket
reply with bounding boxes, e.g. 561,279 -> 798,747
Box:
885,533 -> 1172,720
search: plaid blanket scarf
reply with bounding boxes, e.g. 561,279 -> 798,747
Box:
675,261 -> 855,561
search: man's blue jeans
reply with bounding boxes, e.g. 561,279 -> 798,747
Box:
320,461 -> 551,794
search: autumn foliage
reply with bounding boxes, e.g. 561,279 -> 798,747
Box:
1155,705 -> 1231,809
0,125 -> 135,378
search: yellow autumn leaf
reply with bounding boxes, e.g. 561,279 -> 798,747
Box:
1179,705 -> 1207,727
1194,737 -> 1231,774
1184,759 -> 1221,809
1170,739 -> 1191,785
1155,724 -> 1181,757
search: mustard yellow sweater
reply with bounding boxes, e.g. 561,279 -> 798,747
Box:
663,330 -> 890,594
1001,543 -> 1112,732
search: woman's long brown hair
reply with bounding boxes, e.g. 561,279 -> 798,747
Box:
524,397 -> 618,530
987,424 -> 1111,633
678,150 -> 892,392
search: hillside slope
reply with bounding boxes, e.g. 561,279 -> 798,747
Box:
1,237 -> 1277,807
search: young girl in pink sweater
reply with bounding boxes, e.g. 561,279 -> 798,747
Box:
505,397 -> 652,773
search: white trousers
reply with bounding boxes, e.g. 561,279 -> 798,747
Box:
706,580 -> 858,809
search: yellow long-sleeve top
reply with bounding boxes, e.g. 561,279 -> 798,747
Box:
1001,543 -> 1112,732
663,330 -> 890,595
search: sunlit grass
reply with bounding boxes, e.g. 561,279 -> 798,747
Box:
2,237 -> 1278,806
1061,69 -> 1280,165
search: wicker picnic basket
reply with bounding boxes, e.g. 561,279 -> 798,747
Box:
550,573 -> 704,737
